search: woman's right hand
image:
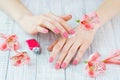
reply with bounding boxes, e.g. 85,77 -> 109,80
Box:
18,13 -> 74,38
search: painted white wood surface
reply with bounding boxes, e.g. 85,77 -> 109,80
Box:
0,0 -> 120,80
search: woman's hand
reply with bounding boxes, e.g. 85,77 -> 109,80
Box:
48,26 -> 97,69
18,13 -> 74,38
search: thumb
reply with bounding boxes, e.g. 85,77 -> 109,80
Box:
60,14 -> 72,21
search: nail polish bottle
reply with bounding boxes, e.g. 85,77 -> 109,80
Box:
26,39 -> 41,54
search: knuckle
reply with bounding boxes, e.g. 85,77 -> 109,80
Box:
69,49 -> 75,54
65,58 -> 69,62
79,49 -> 84,53
58,19 -> 65,23
58,57 -> 63,62
40,19 -> 45,24
50,20 -> 54,24
58,27 -> 65,32
44,21 -> 49,24
55,44 -> 61,49
62,48 -> 67,53
77,53 -> 83,59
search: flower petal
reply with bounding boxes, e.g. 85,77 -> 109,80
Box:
104,50 -> 120,61
13,42 -> 20,50
89,52 -> 101,62
104,60 -> 120,65
0,42 -> 8,51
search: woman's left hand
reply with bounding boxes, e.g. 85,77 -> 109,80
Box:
48,25 -> 97,69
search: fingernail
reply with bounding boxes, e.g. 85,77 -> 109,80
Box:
70,30 -> 75,34
47,47 -> 52,52
54,28 -> 60,34
63,32 -> 68,38
43,29 -> 48,33
55,63 -> 60,69
61,62 -> 67,68
72,60 -> 78,65
49,57 -> 54,63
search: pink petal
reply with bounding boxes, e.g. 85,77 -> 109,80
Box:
0,33 -> 7,39
80,12 -> 99,30
0,42 -> 8,51
13,42 -> 20,50
104,60 -> 120,65
86,52 -> 106,78
88,70 -> 96,78
8,35 -> 18,41
24,56 -> 30,64
104,50 -> 120,61
96,61 -> 106,74
14,60 -> 22,66
83,14 -> 89,19
10,51 -> 31,66
89,52 -> 101,62
84,24 -> 94,30
85,64 -> 96,78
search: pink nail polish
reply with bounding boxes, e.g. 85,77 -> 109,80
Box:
43,29 -> 48,33
72,60 -> 78,65
70,30 -> 75,34
61,62 -> 67,68
63,32 -> 68,38
55,63 -> 60,69
54,28 -> 60,34
49,57 -> 54,63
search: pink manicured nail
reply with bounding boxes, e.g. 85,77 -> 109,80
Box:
63,32 -> 68,38
72,60 -> 78,65
49,57 -> 54,63
70,30 -> 75,34
55,63 -> 60,69
43,29 -> 48,33
54,28 -> 60,34
61,62 -> 67,68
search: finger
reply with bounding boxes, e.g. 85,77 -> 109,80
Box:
46,13 -> 75,35
61,41 -> 81,68
36,16 -> 59,34
72,43 -> 90,65
60,15 -> 72,21
39,16 -> 60,34
36,26 -> 49,33
41,21 -> 61,34
49,38 -> 66,63
43,15 -> 70,37
55,38 -> 74,69
44,14 -> 69,38
47,39 -> 59,52
40,16 -> 62,34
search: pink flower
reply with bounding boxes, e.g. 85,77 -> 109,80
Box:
85,52 -> 106,78
80,12 -> 99,30
10,51 -> 30,66
103,50 -> 120,65
0,33 -> 20,51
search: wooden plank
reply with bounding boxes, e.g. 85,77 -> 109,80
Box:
0,10 -> 14,80
6,22 -> 37,80
85,0 -> 120,80
35,0 -> 65,80
62,0 -> 95,80
0,0 -> 120,80
5,1 -> 37,80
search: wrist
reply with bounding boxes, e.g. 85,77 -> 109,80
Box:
92,24 -> 101,32
15,12 -> 32,23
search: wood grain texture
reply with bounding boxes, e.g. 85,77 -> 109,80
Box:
0,0 -> 120,80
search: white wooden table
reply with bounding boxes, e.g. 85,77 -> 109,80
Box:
0,0 -> 120,80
